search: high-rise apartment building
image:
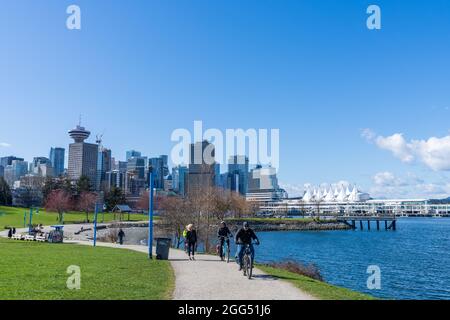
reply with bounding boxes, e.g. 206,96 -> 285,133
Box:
30,157 -> 54,177
49,147 -> 65,176
149,155 -> 169,189
127,157 -> 146,179
4,160 -> 28,186
67,124 -> 98,186
126,150 -> 141,161
186,141 -> 216,194
97,147 -> 112,191
0,156 -> 24,168
248,165 -> 279,191
228,155 -> 249,195
172,165 -> 188,196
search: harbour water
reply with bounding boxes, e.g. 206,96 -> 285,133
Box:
256,218 -> 450,300
126,218 -> 450,299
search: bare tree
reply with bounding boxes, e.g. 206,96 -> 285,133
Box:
158,185 -> 252,252
45,189 -> 72,223
159,195 -> 195,248
78,191 -> 98,222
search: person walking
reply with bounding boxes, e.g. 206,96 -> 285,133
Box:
7,228 -> 12,238
186,224 -> 197,261
118,229 -> 125,245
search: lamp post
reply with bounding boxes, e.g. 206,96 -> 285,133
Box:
28,207 -> 33,233
148,171 -> 154,259
93,202 -> 99,247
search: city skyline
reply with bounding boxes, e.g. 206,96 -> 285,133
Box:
2,1 -> 450,198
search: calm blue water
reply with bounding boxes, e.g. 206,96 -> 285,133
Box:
253,218 -> 450,300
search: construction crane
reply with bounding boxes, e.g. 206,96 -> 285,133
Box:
96,133 -> 104,147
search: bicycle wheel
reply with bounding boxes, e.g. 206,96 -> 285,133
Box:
247,255 -> 253,279
243,255 -> 248,276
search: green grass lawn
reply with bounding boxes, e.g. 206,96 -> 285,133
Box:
0,206 -> 151,229
0,237 -> 174,300
258,265 -> 376,300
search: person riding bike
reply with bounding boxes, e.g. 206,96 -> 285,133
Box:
235,222 -> 260,270
217,221 -> 233,260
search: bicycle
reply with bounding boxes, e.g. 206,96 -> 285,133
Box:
241,242 -> 259,279
218,236 -> 231,263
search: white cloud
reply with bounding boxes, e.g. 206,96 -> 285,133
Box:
0,142 -> 11,148
364,130 -> 450,171
361,128 -> 376,142
279,182 -> 304,197
370,171 -> 450,199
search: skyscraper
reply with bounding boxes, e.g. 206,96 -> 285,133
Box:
0,156 -> 24,168
186,140 -> 216,194
67,124 -> 98,186
172,165 -> 188,196
248,165 -> 279,191
126,150 -> 141,161
149,155 -> 169,189
228,155 -> 249,195
4,160 -> 28,186
30,157 -> 54,177
97,147 -> 112,191
49,147 -> 65,176
127,157 -> 146,179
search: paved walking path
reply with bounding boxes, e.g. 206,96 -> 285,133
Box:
1,226 -> 315,300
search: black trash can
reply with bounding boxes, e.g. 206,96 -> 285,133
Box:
155,238 -> 171,260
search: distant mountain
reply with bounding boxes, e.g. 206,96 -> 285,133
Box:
428,197 -> 450,204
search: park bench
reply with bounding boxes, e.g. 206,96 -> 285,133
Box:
24,234 -> 35,241
12,234 -> 23,240
35,235 -> 46,242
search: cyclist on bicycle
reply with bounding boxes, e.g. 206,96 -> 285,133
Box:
235,221 -> 260,270
217,221 -> 233,259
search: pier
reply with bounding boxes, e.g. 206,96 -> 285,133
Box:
337,216 -> 397,231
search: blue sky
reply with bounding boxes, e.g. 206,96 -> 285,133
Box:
1,0 -> 450,198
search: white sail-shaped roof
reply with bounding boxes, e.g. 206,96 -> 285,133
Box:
302,189 -> 313,202
324,187 -> 335,202
336,186 -> 348,202
316,188 -> 323,201
334,187 -> 340,197
348,186 -> 359,202
346,185 -> 352,196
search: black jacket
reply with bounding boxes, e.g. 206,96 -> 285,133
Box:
235,228 -> 258,245
218,226 -> 232,238
186,230 -> 197,243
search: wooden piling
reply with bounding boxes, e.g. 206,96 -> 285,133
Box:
376,220 -> 380,231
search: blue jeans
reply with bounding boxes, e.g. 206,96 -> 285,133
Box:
236,244 -> 255,266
